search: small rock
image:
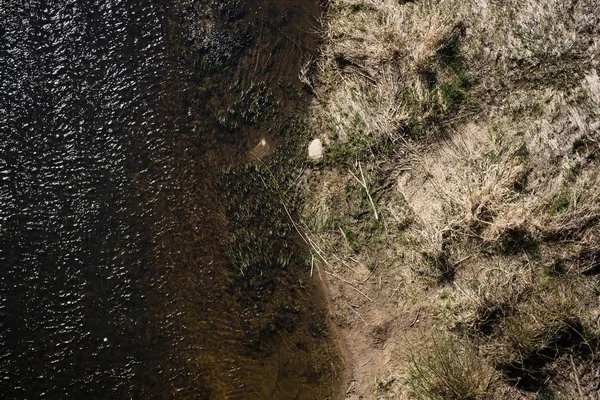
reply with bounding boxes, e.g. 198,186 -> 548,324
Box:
308,138 -> 323,161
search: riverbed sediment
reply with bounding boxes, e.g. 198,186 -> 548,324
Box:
1,1 -> 348,399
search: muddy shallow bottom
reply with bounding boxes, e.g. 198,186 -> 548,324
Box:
0,0 -> 345,398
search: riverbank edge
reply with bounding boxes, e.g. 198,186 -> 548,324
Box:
165,1 -> 352,397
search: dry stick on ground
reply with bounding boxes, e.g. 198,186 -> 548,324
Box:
360,269 -> 374,284
346,302 -> 369,327
339,226 -> 352,250
326,270 -> 374,302
453,281 -> 481,305
304,231 -> 337,270
307,236 -> 330,263
360,355 -> 375,367
348,256 -> 362,265
331,252 -> 363,275
571,355 -> 585,400
349,161 -> 379,221
409,308 -> 421,328
387,281 -> 402,304
453,255 -> 473,267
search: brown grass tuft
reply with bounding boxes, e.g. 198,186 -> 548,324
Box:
406,336 -> 495,400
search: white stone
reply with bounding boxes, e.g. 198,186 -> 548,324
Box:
308,139 -> 323,161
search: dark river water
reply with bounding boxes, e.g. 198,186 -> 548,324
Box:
0,0 -> 344,398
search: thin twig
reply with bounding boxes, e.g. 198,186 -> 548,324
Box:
347,302 -> 369,327
453,255 -> 473,267
387,281 -> 402,304
349,161 -> 379,220
331,253 -> 362,275
453,281 -> 480,305
409,308 -> 422,328
360,355 -> 375,367
358,161 -> 379,220
570,355 -> 585,400
339,226 -> 352,251
305,233 -> 336,270
360,269 -> 374,284
326,271 -> 373,301
325,270 -> 356,286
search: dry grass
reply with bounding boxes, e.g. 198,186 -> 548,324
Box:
316,0 -> 474,144
406,336 -> 495,400
305,0 -> 600,398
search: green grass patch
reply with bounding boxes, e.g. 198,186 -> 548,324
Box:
550,192 -> 570,215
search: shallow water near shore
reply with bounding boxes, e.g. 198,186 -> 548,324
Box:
0,0 -> 344,398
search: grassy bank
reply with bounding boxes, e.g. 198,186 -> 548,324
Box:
303,0 -> 600,398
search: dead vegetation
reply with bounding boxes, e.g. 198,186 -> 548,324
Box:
303,0 -> 600,398
406,336 -> 495,400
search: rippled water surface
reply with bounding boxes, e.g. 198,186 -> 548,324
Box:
1,0 -> 344,398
